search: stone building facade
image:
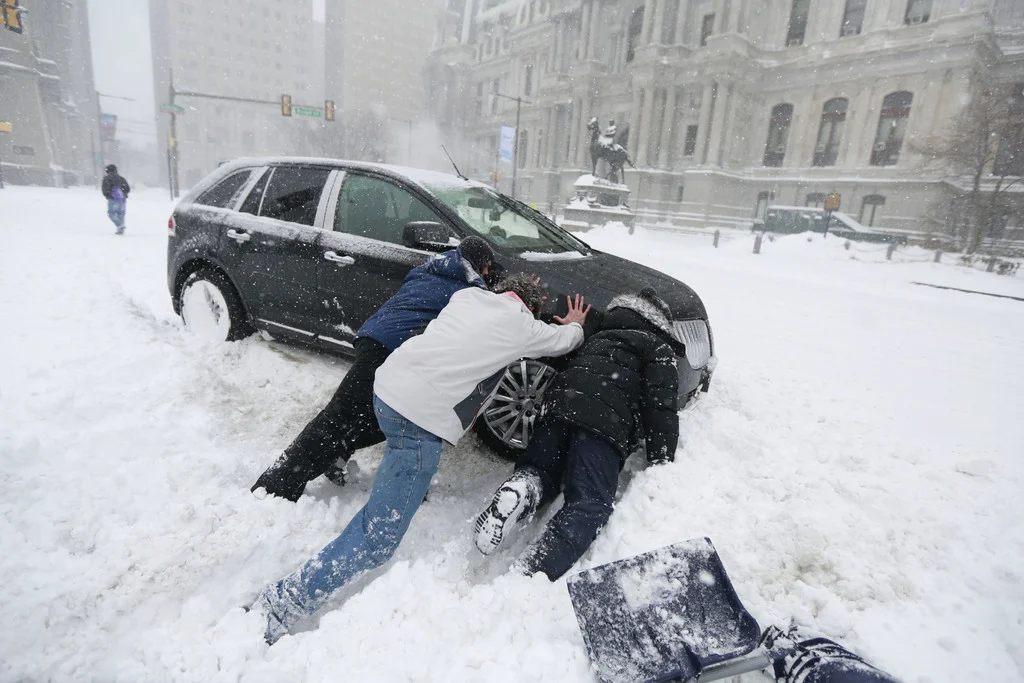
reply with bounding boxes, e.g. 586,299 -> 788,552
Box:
0,0 -> 99,187
426,0 -> 1024,233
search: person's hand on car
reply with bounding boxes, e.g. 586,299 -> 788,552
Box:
554,294 -> 591,326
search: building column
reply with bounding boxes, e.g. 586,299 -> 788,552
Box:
580,2 -> 592,61
658,85 -> 678,167
553,17 -> 563,71
641,0 -> 658,44
629,87 -> 644,159
568,99 -> 582,167
638,87 -> 657,166
578,100 -> 593,166
652,0 -> 668,44
587,1 -> 601,59
728,0 -> 743,32
695,82 -> 715,164
705,82 -> 732,166
676,0 -> 690,45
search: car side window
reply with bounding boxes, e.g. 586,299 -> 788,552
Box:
195,170 -> 252,209
238,169 -> 271,215
334,173 -> 444,245
257,166 -> 332,226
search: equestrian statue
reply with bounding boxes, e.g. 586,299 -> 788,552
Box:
587,117 -> 634,183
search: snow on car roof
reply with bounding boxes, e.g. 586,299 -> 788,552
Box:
223,156 -> 487,193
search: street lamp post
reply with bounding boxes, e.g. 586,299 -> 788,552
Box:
493,91 -> 530,199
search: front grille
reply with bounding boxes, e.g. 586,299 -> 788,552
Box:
671,319 -> 713,370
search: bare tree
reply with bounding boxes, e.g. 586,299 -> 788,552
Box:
289,110 -> 388,162
916,81 -> 1024,254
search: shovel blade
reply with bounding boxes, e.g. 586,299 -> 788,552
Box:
566,537 -> 760,683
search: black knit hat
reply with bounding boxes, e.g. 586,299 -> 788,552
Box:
105,164 -> 118,174
459,236 -> 494,275
639,286 -> 672,320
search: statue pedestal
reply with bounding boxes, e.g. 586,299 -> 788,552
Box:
561,174 -> 635,231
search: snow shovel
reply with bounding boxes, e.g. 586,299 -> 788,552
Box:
566,537 -> 769,683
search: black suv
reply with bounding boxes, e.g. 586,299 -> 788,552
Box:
167,158 -> 715,453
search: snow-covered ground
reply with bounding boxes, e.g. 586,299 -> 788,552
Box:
1,186 -> 1022,682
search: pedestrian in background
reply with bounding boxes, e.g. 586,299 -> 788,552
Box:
101,164 -> 130,235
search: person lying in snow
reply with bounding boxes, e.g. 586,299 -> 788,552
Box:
761,624 -> 900,683
249,274 -> 590,644
250,236 -> 497,502
474,287 -> 682,580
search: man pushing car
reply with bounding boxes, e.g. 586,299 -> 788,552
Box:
248,274 -> 590,644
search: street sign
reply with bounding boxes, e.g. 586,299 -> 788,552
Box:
293,106 -> 323,118
100,113 -> 118,140
160,103 -> 186,114
0,121 -> 12,133
824,191 -> 841,211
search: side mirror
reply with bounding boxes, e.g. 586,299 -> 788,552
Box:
403,221 -> 457,251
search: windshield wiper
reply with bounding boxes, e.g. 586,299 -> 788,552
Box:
494,192 -> 591,255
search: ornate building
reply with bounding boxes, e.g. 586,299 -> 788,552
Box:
426,0 -> 1024,233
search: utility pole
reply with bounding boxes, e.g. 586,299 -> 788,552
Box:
493,91 -> 529,199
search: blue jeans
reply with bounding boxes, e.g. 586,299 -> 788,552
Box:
262,395 -> 443,631
107,199 -> 126,229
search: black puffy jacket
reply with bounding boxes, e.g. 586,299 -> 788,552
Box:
101,172 -> 130,200
541,293 -> 682,463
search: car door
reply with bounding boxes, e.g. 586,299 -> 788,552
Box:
218,164 -> 335,339
313,171 -> 456,349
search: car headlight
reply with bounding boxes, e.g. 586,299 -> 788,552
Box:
672,319 -> 713,370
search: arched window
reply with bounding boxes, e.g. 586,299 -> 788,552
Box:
904,0 -> 931,25
813,98 -> 848,167
870,91 -> 912,166
840,0 -> 867,36
626,7 -> 644,62
859,195 -> 885,226
517,130 -> 529,169
806,192 -> 826,207
763,103 -> 793,167
786,0 -> 809,46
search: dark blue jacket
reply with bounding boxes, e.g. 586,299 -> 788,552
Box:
356,247 -> 486,351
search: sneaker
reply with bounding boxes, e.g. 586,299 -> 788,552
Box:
115,226 -> 125,235
249,587 -> 293,646
474,469 -> 541,556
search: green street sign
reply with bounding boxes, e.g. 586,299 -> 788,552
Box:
293,106 -> 323,118
161,103 -> 186,114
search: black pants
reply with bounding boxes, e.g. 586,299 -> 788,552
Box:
251,337 -> 391,501
516,418 -> 622,581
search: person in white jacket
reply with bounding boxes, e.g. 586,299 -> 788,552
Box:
250,273 -> 590,644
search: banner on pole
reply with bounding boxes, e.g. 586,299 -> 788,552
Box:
499,126 -> 515,163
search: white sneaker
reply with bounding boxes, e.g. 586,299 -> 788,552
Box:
474,470 -> 541,556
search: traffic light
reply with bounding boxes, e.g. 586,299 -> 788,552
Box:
325,100 -> 335,122
2,0 -> 23,34
281,94 -> 292,117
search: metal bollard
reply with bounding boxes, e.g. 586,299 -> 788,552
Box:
713,230 -> 720,248
844,240 -> 851,251
934,250 -> 942,263
886,243 -> 896,260
987,257 -> 996,273
753,233 -> 762,254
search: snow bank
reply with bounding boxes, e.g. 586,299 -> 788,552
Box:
0,186 -> 1021,682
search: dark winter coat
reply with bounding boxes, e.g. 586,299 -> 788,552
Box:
101,172 -> 130,201
541,293 -> 682,463
356,247 -> 487,351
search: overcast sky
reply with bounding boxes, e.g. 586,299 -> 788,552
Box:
85,0 -> 325,146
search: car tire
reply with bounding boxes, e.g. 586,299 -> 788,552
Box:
179,268 -> 254,342
473,359 -> 557,460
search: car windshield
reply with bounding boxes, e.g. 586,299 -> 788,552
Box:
420,182 -> 589,255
